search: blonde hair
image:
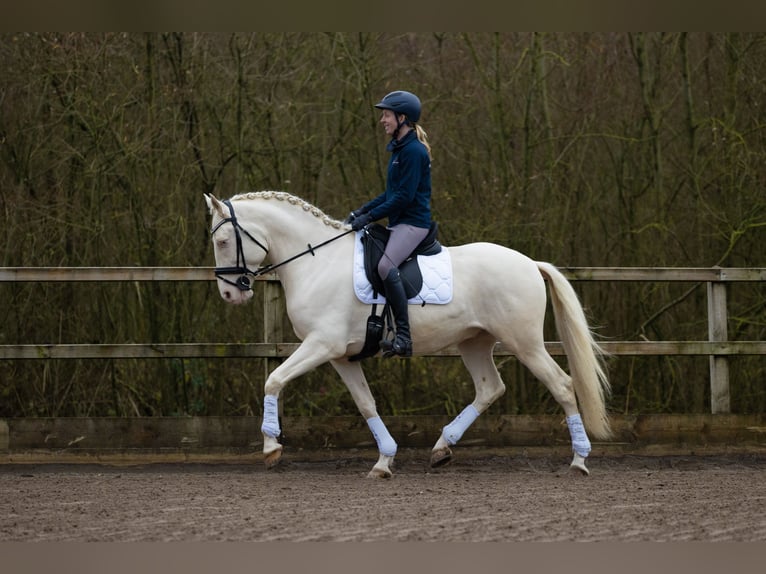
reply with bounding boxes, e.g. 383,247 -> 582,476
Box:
414,124 -> 432,160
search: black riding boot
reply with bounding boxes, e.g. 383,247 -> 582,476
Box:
379,268 -> 412,358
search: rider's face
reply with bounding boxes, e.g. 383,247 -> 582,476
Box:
379,109 -> 401,137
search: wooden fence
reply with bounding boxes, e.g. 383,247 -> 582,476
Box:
1,266 -> 765,416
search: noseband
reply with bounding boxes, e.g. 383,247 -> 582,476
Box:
210,199 -> 269,291
210,198 -> 354,291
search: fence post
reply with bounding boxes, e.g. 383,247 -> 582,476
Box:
707,277 -> 730,414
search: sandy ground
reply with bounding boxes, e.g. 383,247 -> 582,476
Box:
2,450 -> 765,543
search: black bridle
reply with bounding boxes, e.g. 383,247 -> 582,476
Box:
211,198 -> 353,291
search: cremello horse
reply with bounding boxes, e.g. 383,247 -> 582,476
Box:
205,191 -> 611,478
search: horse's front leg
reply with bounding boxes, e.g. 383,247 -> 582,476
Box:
331,359 -> 396,478
260,338 -> 335,469
261,392 -> 283,469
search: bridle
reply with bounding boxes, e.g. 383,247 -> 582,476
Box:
210,199 -> 269,291
210,198 -> 353,291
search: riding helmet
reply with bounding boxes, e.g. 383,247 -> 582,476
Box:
374,90 -> 421,123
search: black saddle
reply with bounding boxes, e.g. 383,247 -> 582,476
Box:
361,221 -> 442,299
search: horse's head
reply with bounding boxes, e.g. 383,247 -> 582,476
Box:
205,193 -> 268,305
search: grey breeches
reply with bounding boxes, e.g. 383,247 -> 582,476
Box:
377,224 -> 430,280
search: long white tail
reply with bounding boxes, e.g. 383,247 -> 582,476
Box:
537,262 -> 612,440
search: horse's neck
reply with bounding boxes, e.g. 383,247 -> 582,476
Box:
240,199 -> 339,271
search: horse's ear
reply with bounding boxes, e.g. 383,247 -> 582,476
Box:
204,193 -> 224,217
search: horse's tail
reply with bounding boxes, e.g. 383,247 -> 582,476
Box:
536,261 -> 612,440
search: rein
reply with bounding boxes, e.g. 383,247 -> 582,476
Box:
211,198 -> 353,291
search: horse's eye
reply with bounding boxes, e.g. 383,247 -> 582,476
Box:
216,239 -> 229,248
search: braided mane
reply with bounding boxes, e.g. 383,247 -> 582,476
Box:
230,191 -> 345,230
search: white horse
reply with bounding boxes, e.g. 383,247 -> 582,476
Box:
205,191 -> 611,478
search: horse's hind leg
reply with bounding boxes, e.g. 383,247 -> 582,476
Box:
430,333 -> 505,468
514,345 -> 592,475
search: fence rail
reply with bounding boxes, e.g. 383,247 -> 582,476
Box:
2,266 -> 764,415
2,341 -> 765,361
2,266 -> 765,282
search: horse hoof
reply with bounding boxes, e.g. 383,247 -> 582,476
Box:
430,447 -> 453,468
264,447 -> 283,469
367,465 -> 392,479
569,453 -> 590,476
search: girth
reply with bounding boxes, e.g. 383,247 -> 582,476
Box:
361,221 -> 442,298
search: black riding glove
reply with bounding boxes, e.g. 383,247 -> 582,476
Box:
343,208 -> 366,225
350,212 -> 373,231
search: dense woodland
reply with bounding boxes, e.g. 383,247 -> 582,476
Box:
0,32 -> 764,418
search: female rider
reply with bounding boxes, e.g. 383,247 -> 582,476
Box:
347,90 -> 433,358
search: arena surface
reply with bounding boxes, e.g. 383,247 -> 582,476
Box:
2,450 -> 764,542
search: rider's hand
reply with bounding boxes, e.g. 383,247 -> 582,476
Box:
350,212 -> 373,231
344,208 -> 365,224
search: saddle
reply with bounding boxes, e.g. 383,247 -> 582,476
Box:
361,221 -> 442,299
350,221 -> 442,362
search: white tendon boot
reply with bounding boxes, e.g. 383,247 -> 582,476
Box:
442,405 -> 480,445
566,413 -> 591,475
366,416 -> 397,478
261,395 -> 281,438
261,395 -> 283,468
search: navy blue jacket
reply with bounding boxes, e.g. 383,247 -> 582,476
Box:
362,130 -> 432,229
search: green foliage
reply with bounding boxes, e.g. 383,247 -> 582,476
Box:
1,33 -> 764,417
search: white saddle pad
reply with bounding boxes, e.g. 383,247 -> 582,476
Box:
352,230 -> 453,305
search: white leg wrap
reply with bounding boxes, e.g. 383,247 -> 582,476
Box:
566,414 -> 591,458
442,404 -> 480,446
366,416 -> 397,456
261,395 -> 281,438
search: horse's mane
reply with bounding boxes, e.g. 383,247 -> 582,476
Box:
230,191 -> 345,230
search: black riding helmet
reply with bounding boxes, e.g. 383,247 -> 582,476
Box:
374,90 -> 421,124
